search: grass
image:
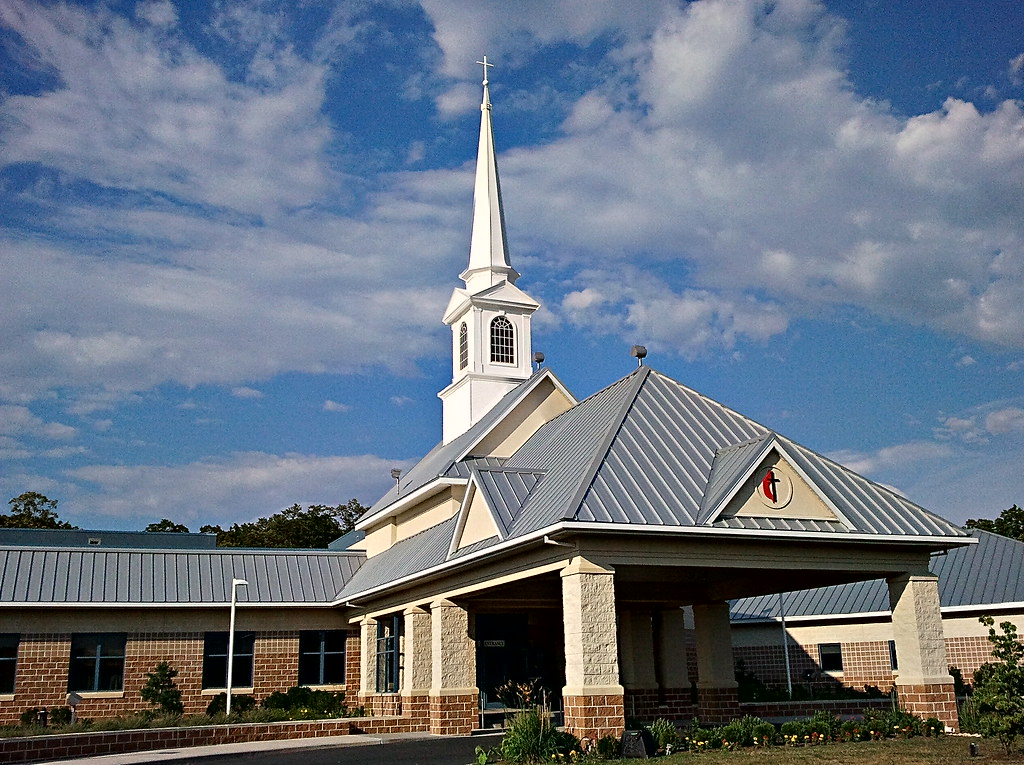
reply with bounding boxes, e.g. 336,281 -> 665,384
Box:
651,737 -> 1024,763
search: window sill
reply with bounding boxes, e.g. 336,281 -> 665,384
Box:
201,687 -> 253,696
73,691 -> 124,699
303,684 -> 346,692
0,694 -> 14,702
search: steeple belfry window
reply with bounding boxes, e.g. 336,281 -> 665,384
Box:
490,316 -> 515,364
458,323 -> 469,370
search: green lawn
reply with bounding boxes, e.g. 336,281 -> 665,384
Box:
650,737 -> 1024,764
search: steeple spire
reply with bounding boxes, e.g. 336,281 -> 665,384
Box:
461,56 -> 519,291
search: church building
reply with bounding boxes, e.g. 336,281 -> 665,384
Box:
0,64 -> 973,741
337,65 -> 970,739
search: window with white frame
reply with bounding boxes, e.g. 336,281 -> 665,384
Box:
375,616 -> 401,693
458,323 -> 469,370
490,316 -> 514,364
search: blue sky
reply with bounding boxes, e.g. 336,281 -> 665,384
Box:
1,0 -> 1022,531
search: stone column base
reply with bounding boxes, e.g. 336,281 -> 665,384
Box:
359,694 -> 402,717
429,692 -> 478,735
696,686 -> 740,725
564,693 -> 625,741
896,682 -> 959,732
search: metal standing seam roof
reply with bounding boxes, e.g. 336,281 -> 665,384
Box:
0,547 -> 364,605
360,368 -> 572,525
730,529 -> 1024,621
346,365 -> 969,600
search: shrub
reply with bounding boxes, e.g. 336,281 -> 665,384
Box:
752,721 -> 776,746
499,708 -> 579,764
647,718 -> 679,751
780,719 -> 806,742
807,710 -> 840,740
140,661 -> 183,716
48,707 -> 73,726
204,692 -> 256,716
595,733 -> 620,759
260,686 -> 349,718
974,616 -> 1024,754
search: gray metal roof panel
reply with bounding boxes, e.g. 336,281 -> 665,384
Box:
0,548 -> 364,605
337,516 -> 459,600
474,468 -> 545,537
730,530 -> 1018,622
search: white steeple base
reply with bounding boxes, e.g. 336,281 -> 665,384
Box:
439,373 -> 525,444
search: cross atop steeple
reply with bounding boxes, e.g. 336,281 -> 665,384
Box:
477,55 -> 493,87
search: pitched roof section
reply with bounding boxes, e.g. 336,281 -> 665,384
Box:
498,367 -> 965,539
730,529 -> 1018,622
0,547 -> 363,606
361,368 -> 570,527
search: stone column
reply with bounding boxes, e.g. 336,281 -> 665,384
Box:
561,557 -> 625,741
402,606 -> 432,725
429,599 -> 478,735
888,574 -> 958,731
358,616 -> 377,710
619,609 -> 658,720
692,601 -> 740,724
657,607 -> 693,715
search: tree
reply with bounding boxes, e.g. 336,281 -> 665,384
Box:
966,505 -> 1024,542
1,492 -> 76,529
973,616 -> 1024,753
144,519 -> 190,533
140,661 -> 183,715
200,499 -> 367,549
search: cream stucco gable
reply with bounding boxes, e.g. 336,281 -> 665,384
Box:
449,480 -> 501,554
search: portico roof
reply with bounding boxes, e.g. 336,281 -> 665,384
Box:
340,366 -> 970,602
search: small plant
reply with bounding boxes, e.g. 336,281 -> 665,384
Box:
974,615 -> 1024,754
140,661 -> 184,716
499,708 -> 579,764
494,678 -> 544,710
647,717 -> 679,751
595,733 -> 620,758
204,692 -> 256,716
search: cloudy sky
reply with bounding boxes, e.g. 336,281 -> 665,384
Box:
1,0 -> 1022,531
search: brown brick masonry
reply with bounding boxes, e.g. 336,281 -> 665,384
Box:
428,693 -> 477,736
0,715 -> 425,765
896,682 -> 959,732
696,687 -> 741,725
563,694 -> 624,741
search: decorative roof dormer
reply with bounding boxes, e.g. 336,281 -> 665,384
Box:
439,58 -> 540,444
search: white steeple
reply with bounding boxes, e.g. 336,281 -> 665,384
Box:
438,57 -> 539,444
461,56 -> 520,293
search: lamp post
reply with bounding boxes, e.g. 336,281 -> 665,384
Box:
226,578 -> 248,715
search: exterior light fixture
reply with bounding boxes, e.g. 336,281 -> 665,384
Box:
226,577 -> 248,715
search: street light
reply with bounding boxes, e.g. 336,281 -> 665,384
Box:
226,577 -> 248,715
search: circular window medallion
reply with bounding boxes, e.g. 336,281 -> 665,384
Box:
756,466 -> 793,509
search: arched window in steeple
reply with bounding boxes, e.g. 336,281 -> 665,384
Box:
458,323 -> 469,370
490,316 -> 515,364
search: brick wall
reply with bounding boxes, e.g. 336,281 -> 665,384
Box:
944,636 -> 995,682
0,630 -> 354,725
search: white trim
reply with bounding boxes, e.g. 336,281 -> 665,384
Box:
338,519 -> 972,604
356,478 -> 465,531
733,600 -> 1024,626
0,601 -> 343,609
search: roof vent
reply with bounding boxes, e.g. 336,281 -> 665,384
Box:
630,345 -> 647,366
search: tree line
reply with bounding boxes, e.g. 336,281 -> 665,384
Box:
1,491 -> 367,549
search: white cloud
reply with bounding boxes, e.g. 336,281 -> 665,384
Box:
985,407 -> 1024,435
232,387 -> 264,399
0,404 -> 76,441
66,452 -> 403,526
323,400 -> 351,412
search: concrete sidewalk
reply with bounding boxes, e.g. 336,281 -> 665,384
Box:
28,731 -> 486,765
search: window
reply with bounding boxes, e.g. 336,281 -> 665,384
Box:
203,631 -> 255,689
889,639 -> 898,671
458,323 -> 469,370
68,633 -> 126,692
489,316 -> 515,364
299,630 -> 346,686
375,616 -> 401,693
818,643 -> 843,672
0,634 -> 17,694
